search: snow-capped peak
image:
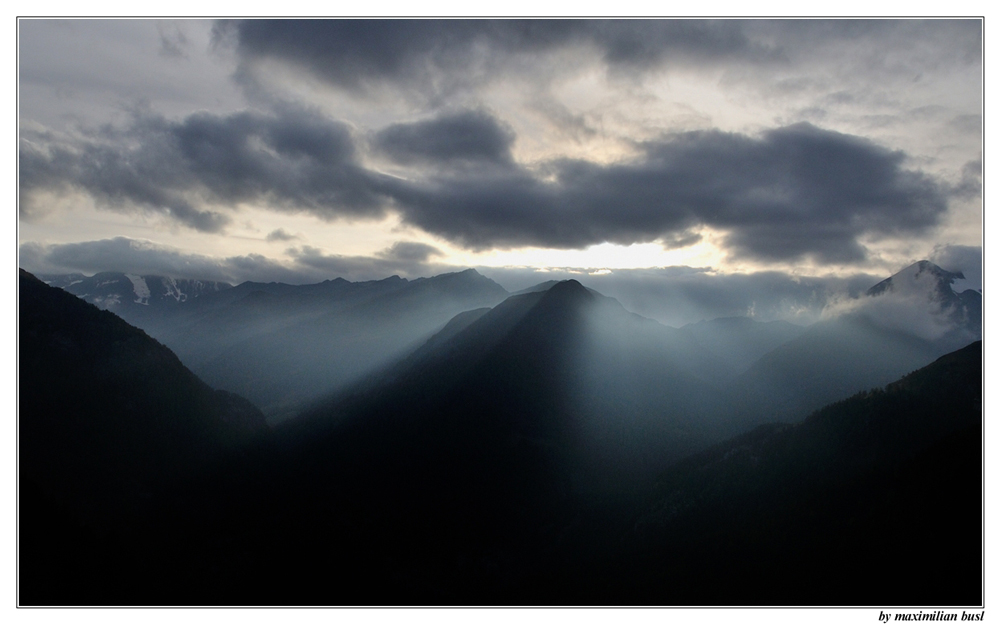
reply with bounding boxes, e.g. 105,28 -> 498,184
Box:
866,260 -> 965,300
852,260 -> 980,341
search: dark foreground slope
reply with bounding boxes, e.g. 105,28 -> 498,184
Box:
568,341 -> 982,605
18,269 -> 267,606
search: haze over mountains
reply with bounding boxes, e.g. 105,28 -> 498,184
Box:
20,259 -> 982,605
46,268 -> 509,420
40,259 -> 981,428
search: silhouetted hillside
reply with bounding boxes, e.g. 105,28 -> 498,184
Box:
566,341 -> 982,605
18,269 -> 267,605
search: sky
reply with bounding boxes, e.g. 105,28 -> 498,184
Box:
16,18 -> 984,326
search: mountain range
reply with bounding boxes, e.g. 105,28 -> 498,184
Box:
43,260 -> 981,429
46,268 -> 510,420
18,260 -> 982,605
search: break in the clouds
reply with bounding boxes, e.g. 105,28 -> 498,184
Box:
18,18 -> 982,306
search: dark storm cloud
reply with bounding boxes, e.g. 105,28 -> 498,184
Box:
286,243 -> 448,281
19,105 -> 388,232
213,19 -> 772,96
265,228 -> 299,242
215,19 -> 980,102
765,19 -> 981,64
21,105 -> 950,264
930,244 -> 982,291
376,241 -> 442,263
19,128 -> 231,232
386,123 -> 948,264
373,109 -> 515,166
18,237 -> 296,283
952,158 -> 982,200
157,22 -> 189,59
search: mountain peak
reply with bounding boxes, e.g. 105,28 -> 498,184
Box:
438,268 -> 488,281
850,259 -> 981,344
411,268 -> 508,297
543,279 -> 592,301
867,260 -> 964,298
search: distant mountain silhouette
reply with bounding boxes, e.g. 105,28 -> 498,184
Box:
195,268 -> 510,418
45,268 -> 510,421
18,269 -> 266,605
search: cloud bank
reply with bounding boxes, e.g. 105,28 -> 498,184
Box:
21,236 -> 893,327
19,236 -> 450,285
21,104 -> 949,267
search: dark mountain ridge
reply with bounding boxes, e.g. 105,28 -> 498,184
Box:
18,269 -> 266,605
296,279 -> 737,491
